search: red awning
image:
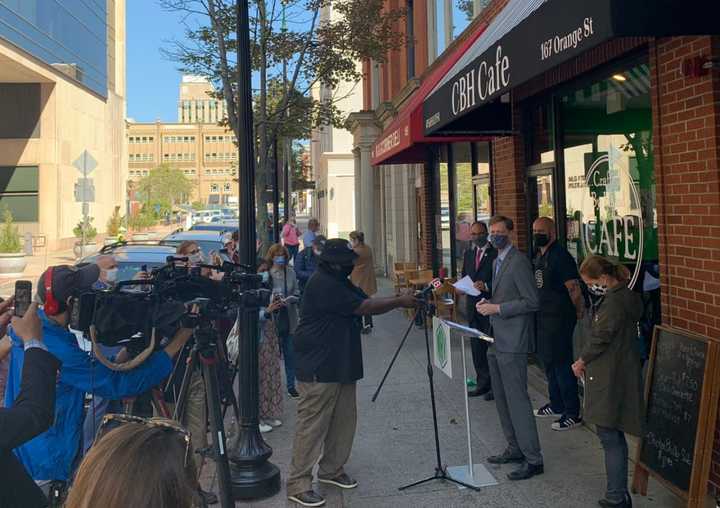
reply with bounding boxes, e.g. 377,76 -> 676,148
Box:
371,21 -> 490,166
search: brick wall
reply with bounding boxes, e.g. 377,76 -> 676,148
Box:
650,35 -> 720,491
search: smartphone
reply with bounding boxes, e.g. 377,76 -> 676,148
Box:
14,280 -> 32,317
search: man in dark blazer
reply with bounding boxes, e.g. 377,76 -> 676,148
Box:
477,216 -> 543,481
461,221 -> 497,400
1,302 -> 61,508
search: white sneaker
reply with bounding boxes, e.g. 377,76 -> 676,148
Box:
265,419 -> 282,427
259,422 -> 273,433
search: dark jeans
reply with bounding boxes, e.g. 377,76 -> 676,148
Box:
596,426 -> 629,503
545,360 -> 580,418
281,333 -> 296,391
287,244 -> 299,264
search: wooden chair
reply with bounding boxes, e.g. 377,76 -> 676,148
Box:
392,262 -> 416,294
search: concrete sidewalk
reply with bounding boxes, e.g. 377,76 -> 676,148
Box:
203,283 -> 681,508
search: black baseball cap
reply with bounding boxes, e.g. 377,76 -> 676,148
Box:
318,238 -> 358,265
36,264 -> 101,304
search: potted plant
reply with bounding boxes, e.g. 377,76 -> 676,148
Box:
73,216 -> 98,258
0,206 -> 27,275
105,206 -> 122,245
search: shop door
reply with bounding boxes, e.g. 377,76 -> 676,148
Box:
527,163 -> 557,251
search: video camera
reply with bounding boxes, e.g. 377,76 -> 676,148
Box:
69,256 -> 271,348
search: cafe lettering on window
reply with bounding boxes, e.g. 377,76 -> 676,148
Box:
571,153 -> 644,289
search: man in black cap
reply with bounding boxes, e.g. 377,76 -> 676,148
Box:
3,257 -> 194,495
287,239 -> 417,507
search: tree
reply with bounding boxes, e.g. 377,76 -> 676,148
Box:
136,163 -> 193,210
161,0 -> 406,251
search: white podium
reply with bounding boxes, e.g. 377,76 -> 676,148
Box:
438,319 -> 498,489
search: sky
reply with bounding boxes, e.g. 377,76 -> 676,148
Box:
126,0 -> 193,123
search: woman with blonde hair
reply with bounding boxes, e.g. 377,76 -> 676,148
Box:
572,255 -> 643,508
65,415 -> 198,508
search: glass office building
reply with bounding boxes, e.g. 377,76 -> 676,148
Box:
0,0 -> 107,96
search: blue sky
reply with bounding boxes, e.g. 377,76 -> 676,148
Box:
126,0 -> 191,122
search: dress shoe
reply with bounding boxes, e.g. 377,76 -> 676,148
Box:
487,449 -> 524,464
484,390 -> 494,401
468,387 -> 490,397
507,461 -> 544,481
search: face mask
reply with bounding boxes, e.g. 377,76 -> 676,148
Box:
588,283 -> 608,296
489,234 -> 509,250
189,253 -> 203,265
274,256 -> 286,266
533,233 -> 550,247
472,234 -> 488,247
328,264 -> 354,279
104,268 -> 119,283
259,271 -> 270,283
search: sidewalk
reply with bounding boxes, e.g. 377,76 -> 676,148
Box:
202,281 -> 682,508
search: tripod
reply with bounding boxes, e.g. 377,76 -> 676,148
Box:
165,312 -> 235,508
372,299 -> 480,492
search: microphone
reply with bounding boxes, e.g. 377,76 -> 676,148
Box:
416,277 -> 443,298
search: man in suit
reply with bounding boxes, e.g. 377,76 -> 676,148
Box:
477,215 -> 543,481
461,221 -> 497,400
1,302 -> 61,508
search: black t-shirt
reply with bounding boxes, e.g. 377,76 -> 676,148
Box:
294,266 -> 368,383
533,241 -> 578,316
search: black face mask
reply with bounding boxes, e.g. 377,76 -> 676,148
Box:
472,234 -> 488,247
327,263 -> 354,279
533,233 -> 550,247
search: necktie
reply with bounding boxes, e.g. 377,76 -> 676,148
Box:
475,248 -> 482,271
495,256 -> 503,277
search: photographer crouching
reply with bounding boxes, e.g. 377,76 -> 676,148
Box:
287,239 -> 417,507
3,258 -> 194,504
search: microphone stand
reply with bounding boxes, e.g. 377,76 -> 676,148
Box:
372,296 -> 480,492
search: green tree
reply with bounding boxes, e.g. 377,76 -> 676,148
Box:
136,163 -> 193,209
0,206 -> 22,253
161,0 -> 406,251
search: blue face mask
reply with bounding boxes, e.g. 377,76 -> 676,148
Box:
259,271 -> 270,283
490,234 -> 509,250
274,256 -> 286,266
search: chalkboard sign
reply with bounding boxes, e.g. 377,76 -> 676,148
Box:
633,326 -> 720,507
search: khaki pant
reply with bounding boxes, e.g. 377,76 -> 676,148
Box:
164,369 -> 208,475
286,382 -> 357,496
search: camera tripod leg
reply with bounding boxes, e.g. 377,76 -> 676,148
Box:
371,308 -> 419,402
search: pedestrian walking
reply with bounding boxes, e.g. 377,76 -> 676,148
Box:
476,215 -> 543,481
531,217 -> 585,431
281,217 -> 301,263
349,231 -> 377,334
286,239 -> 416,507
302,218 -> 320,249
460,221 -> 496,400
573,255 -> 644,508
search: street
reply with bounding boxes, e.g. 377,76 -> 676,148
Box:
201,281 -> 681,508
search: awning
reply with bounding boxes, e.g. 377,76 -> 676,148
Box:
423,0 -> 720,136
371,20 -> 490,166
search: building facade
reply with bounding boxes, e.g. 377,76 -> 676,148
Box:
0,0 -> 127,249
127,77 -> 238,206
366,0 -> 720,498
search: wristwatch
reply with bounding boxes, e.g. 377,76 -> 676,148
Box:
23,339 -> 47,352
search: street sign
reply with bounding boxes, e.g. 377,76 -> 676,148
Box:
74,178 -> 95,202
73,150 -> 97,176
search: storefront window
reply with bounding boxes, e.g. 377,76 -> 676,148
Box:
474,142 -> 492,224
437,146 -> 452,274
561,62 -> 656,289
526,102 -> 555,166
454,143 -> 473,275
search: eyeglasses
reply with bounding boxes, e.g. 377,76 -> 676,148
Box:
188,249 -> 200,255
96,413 -> 192,467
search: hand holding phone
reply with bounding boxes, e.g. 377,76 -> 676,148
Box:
14,280 -> 32,318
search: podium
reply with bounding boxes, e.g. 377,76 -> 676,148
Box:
435,318 -> 498,489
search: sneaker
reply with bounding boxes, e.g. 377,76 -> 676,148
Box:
552,415 -> 583,431
266,419 -> 282,427
288,388 -> 300,399
533,404 -> 558,418
288,490 -> 326,507
259,422 -> 273,433
318,473 -> 358,489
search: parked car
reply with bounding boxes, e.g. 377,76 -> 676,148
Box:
79,243 -> 177,282
190,222 -> 238,234
159,230 -> 229,260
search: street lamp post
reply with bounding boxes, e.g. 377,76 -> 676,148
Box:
230,0 -> 281,499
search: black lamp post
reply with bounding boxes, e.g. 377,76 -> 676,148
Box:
229,0 -> 281,499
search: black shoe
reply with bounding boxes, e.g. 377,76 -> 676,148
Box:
598,493 -> 632,507
484,390 -> 494,401
318,473 -> 358,489
288,490 -> 326,507
487,449 -> 524,464
507,461 -> 544,481
468,387 -> 490,397
198,489 -> 218,505
288,388 -> 300,399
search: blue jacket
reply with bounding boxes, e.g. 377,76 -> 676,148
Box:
4,310 -> 173,482
295,247 -> 318,290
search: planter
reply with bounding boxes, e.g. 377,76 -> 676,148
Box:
74,242 -> 98,259
0,252 -> 27,276
104,236 -> 119,246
